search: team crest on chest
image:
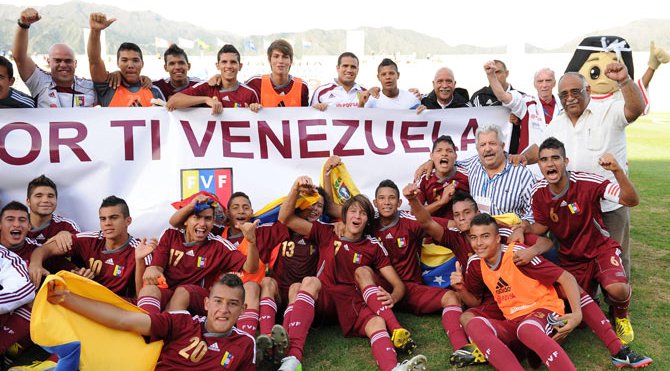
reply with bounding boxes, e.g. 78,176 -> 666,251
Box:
397,237 -> 407,249
221,351 -> 234,368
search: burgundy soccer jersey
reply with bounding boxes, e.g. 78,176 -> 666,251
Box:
150,228 -> 246,289
531,171 -> 622,262
69,231 -> 148,297
374,211 -> 425,283
464,244 -> 564,304
245,75 -> 310,107
254,222 -> 319,293
309,221 -> 391,288
416,167 -> 470,219
149,312 -> 255,371
153,77 -> 200,99
8,237 -> 75,273
179,81 -> 259,108
438,226 -> 476,268
28,214 -> 80,245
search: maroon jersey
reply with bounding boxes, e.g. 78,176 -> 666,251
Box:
220,227 -> 244,247
150,228 -> 246,289
245,75 -> 310,107
153,77 -> 201,99
464,244 -> 564,304
69,231 -> 149,297
416,167 -> 470,219
149,312 -> 255,371
531,171 -> 622,262
437,226 -> 476,268
27,214 -> 80,245
8,237 -> 75,273
309,221 -> 391,288
374,211 -> 424,283
179,81 -> 259,107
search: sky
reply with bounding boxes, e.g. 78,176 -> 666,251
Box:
2,0 -> 665,49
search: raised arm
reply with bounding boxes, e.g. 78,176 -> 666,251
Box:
599,153 -> 640,207
484,60 -> 512,104
47,279 -> 151,335
321,156 -> 343,219
12,8 -> 40,81
604,62 -> 644,123
238,220 -> 260,274
87,12 -> 116,82
168,194 -> 211,228
278,177 -> 315,236
403,183 -> 445,243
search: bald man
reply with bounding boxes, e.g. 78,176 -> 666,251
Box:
421,67 -> 469,109
13,7 -> 97,107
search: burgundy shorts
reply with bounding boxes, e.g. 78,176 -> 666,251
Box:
473,307 -> 556,346
561,247 -> 628,298
395,281 -> 446,315
158,284 -> 209,315
319,284 -> 377,338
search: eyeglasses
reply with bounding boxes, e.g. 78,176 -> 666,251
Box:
558,87 -> 586,100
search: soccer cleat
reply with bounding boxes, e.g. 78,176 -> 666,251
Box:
614,316 -> 635,345
611,346 -> 653,368
5,343 -> 24,359
391,328 -> 417,354
271,324 -> 290,364
8,360 -> 58,371
278,355 -> 302,371
392,354 -> 427,371
449,343 -> 487,368
255,333 -> 273,364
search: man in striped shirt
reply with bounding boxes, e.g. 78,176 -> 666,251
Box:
0,56 -> 34,109
459,124 -> 535,225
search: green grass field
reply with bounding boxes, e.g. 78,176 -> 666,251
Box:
300,115 -> 670,370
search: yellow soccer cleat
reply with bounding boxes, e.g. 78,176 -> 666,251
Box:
391,328 -> 417,354
614,316 -> 635,345
8,360 -> 58,371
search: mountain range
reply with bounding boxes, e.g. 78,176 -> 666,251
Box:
1,1 -> 668,57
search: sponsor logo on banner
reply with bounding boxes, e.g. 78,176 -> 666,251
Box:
181,168 -> 233,206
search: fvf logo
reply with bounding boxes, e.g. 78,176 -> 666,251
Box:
545,350 -> 560,366
289,321 -> 302,328
181,168 -> 233,207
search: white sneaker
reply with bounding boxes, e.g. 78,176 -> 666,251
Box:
393,354 -> 427,371
278,355 -> 302,371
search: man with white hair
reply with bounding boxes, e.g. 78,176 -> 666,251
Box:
421,67 -> 469,109
12,7 -> 97,107
458,124 -> 535,225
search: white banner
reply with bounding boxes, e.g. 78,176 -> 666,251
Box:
0,107 -> 509,238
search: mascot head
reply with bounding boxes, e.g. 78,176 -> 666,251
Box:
565,36 -> 633,95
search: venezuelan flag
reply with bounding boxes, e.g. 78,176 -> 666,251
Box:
568,202 -> 581,214
112,265 -> 124,277
321,160 -> 360,205
221,351 -> 234,368
31,272 -> 162,370
421,242 -> 456,288
253,193 -> 322,225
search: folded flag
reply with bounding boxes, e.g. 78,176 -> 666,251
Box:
31,271 -> 162,371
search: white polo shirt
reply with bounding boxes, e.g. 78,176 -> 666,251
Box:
364,89 -> 421,109
310,79 -> 365,108
541,99 -> 629,212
